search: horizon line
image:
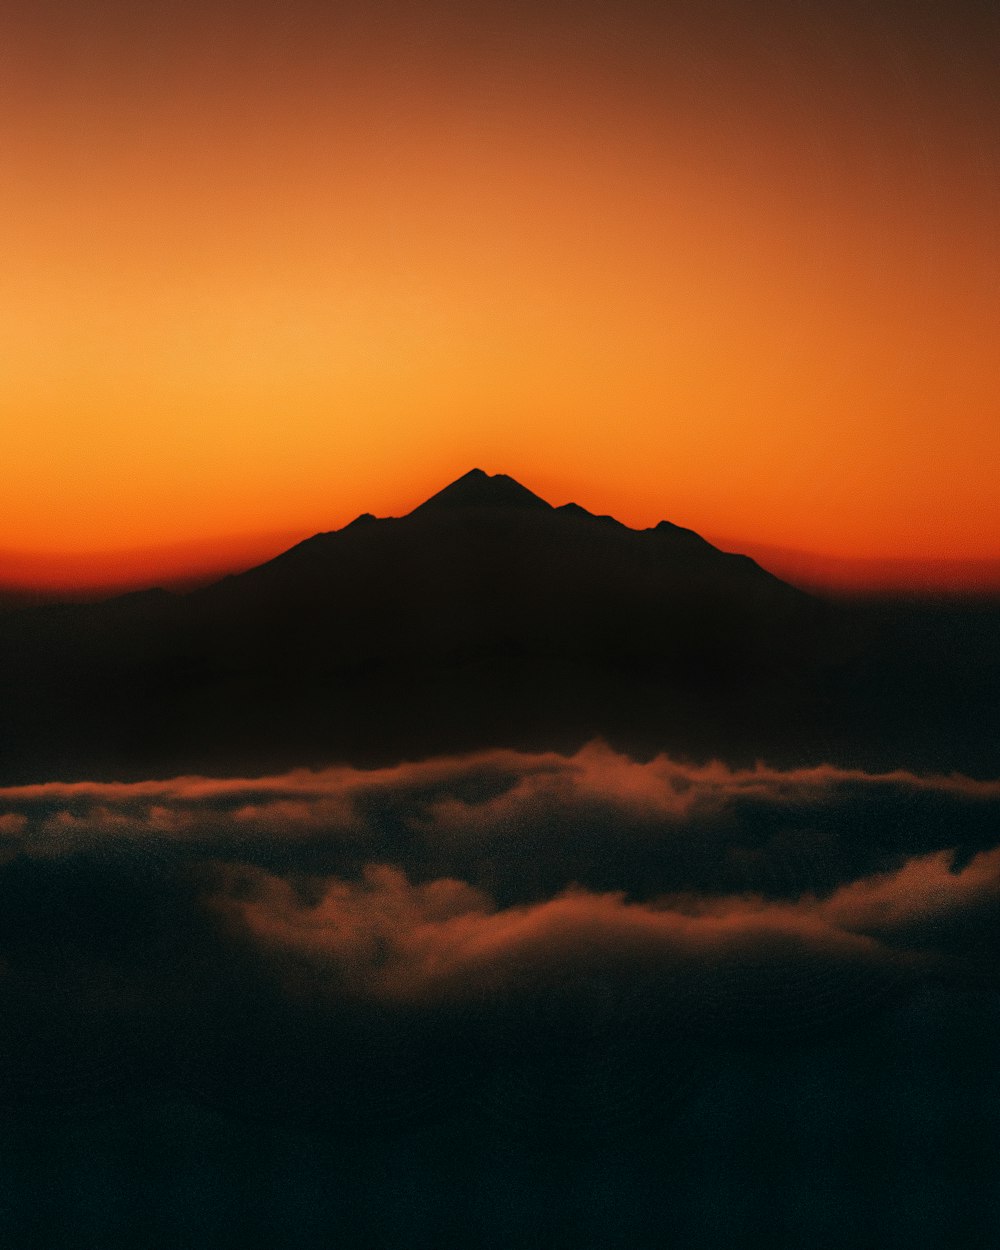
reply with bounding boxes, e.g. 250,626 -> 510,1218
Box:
3,469 -> 1000,600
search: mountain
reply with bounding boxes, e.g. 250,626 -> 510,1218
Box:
411,467 -> 552,512
0,471 -> 996,783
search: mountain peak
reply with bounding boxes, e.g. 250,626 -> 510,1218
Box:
411,469 -> 551,514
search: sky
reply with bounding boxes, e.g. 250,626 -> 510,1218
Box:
2,0 -> 998,593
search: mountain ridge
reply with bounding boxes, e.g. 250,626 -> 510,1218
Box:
226,470 -> 794,602
0,469 -> 996,784
410,468 -> 552,514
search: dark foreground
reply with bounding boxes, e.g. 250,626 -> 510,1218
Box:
0,476 -> 997,1246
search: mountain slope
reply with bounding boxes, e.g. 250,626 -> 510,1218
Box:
0,471 -> 994,782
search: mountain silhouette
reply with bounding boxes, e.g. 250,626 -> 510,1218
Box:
412,467 -> 552,512
0,471 -> 996,783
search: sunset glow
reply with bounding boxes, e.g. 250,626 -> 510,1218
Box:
3,0 -> 998,592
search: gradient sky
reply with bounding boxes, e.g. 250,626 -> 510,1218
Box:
3,0 -> 998,592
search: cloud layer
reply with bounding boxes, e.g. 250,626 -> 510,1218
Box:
0,743 -> 996,1131
2,741 -> 998,893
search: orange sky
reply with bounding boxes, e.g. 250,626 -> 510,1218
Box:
2,0 -> 998,593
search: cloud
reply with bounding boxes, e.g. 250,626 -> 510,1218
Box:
183,803 -> 1000,1046
0,742 -> 997,903
0,743 -> 995,1128
824,845 -> 1000,934
219,862 -> 884,997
